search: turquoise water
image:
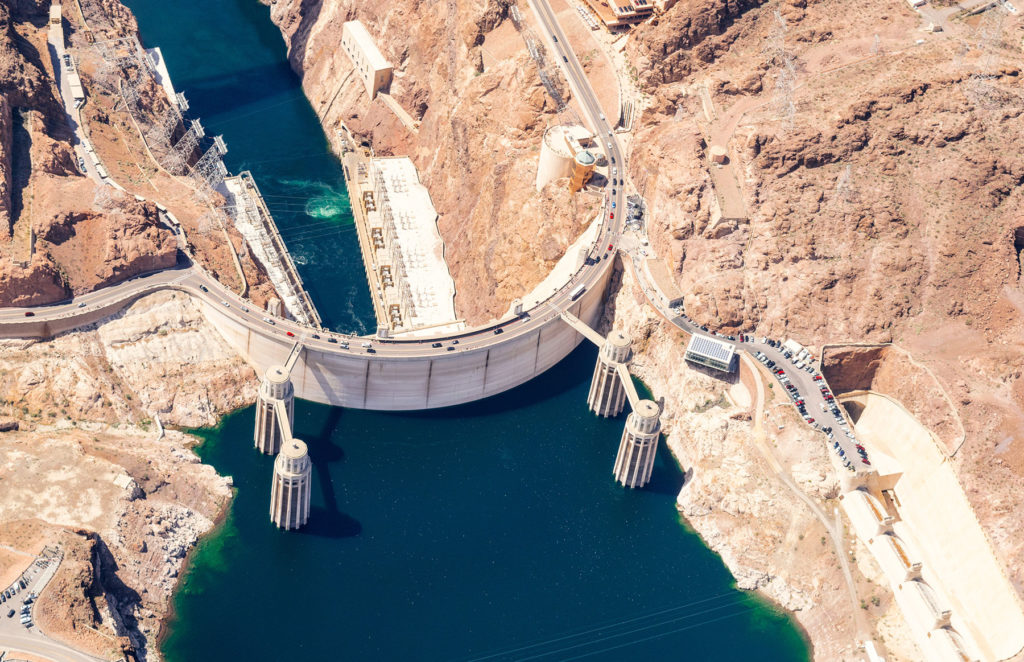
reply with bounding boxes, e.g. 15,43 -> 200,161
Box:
121,1 -> 810,659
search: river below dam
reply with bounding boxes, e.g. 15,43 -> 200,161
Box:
122,0 -> 810,659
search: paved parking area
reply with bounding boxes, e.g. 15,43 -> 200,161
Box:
668,311 -> 872,475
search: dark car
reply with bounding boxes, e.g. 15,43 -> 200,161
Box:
24,311 -> 33,317
327,337 -> 338,344
312,334 -> 321,340
431,342 -> 442,348
446,346 -> 455,352
7,609 -> 13,618
366,348 -> 376,354
494,328 -> 504,335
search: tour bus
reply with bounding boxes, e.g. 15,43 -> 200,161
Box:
569,284 -> 586,301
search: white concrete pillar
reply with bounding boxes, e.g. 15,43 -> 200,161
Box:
613,399 -> 661,488
270,439 -> 312,530
587,331 -> 631,417
254,365 -> 294,455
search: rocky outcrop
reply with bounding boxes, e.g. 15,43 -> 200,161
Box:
627,0 -> 768,88
0,290 -> 258,427
0,290 -> 251,660
0,96 -> 12,234
602,262 -> 864,660
36,194 -> 178,294
264,0 -> 596,324
0,252 -> 71,305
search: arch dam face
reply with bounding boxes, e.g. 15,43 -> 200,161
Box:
203,266 -> 612,410
0,259 -> 614,411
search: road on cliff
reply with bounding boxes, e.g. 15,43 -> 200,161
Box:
2,0 -> 628,366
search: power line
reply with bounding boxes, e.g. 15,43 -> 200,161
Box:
459,590 -> 755,662
510,596 -> 758,662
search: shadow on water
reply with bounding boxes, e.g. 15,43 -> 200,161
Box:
299,406 -> 362,539
392,342 -> 600,423
644,440 -> 686,497
173,61 -> 300,118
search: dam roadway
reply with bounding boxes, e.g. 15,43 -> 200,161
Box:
0,0 -> 626,411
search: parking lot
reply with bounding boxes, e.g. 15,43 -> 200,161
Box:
669,310 -> 871,475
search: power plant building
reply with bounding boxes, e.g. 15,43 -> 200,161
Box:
341,21 -> 393,99
684,334 -> 736,372
535,124 -> 597,193
366,157 -> 459,333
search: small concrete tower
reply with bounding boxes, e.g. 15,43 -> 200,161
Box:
254,365 -> 294,455
587,331 -> 632,417
270,439 -> 312,530
613,399 -> 661,488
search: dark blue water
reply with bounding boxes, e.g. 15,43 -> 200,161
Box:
121,1 -> 810,660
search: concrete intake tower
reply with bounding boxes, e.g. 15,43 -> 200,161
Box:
588,331 -> 632,417
254,365 -> 295,455
270,440 -> 312,530
613,399 -> 662,488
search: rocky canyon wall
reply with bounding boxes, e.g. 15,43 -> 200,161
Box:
263,0 -> 600,324
0,291 -> 258,661
623,0 -> 1024,616
0,0 -> 181,306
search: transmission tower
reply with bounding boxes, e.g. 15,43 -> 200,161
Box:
962,7 -> 1007,120
763,10 -> 796,130
189,136 -> 229,192
170,120 -> 205,173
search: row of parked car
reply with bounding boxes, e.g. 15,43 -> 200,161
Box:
753,346 -> 871,473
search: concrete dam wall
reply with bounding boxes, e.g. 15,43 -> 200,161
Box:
201,263 -> 613,410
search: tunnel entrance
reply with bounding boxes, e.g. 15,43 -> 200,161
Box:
1014,227 -> 1024,283
843,399 -> 865,424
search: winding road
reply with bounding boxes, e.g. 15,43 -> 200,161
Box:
5,0 -> 626,367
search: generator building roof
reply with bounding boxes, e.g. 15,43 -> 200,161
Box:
685,334 -> 736,372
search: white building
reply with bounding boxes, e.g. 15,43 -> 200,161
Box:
368,157 -> 459,332
684,334 -> 736,372
341,20 -> 393,100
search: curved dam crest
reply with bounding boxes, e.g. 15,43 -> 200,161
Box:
108,0 -> 813,660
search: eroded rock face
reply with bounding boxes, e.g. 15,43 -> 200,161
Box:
0,1 -> 182,307
0,291 -> 253,660
264,0 -> 596,324
627,0 -> 768,87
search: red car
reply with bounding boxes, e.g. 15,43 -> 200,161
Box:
795,400 -> 804,406
813,375 -> 823,381
24,311 -> 34,317
286,331 -> 295,337
607,244 -> 613,251
609,212 -> 614,219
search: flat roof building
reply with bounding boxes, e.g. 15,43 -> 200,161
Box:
341,21 -> 392,100
684,334 -> 736,372
580,0 -> 654,28
369,157 -> 459,332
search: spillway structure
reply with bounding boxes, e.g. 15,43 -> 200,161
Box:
559,309 -> 664,489
270,439 -> 312,530
252,343 -> 312,529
